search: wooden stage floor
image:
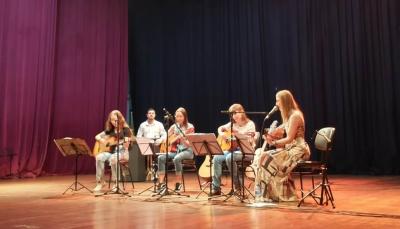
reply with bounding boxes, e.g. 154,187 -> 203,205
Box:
0,174 -> 399,228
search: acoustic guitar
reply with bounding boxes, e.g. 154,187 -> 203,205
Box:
92,136 -> 125,157
198,130 -> 234,180
199,129 -> 255,180
159,126 -> 194,153
159,134 -> 179,153
216,130 -> 238,151
198,155 -> 214,180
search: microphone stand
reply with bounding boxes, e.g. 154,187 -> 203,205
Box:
223,112 -> 243,201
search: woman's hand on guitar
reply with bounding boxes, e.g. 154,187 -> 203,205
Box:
176,134 -> 184,140
219,134 -> 228,141
266,127 -> 284,145
269,127 -> 285,139
245,131 -> 256,138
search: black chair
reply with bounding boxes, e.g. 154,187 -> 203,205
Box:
295,127 -> 336,208
167,158 -> 201,192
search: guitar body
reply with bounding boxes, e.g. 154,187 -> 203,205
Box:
199,129 -> 240,180
217,130 -> 238,151
159,134 -> 178,153
92,136 -> 118,157
198,155 -> 214,180
199,129 -> 236,180
159,127 -> 194,153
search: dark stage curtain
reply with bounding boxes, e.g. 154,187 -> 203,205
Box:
129,0 -> 400,174
0,0 -> 128,177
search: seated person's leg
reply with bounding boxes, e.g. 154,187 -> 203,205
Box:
157,152 -> 177,184
94,152 -> 112,191
211,153 -> 227,194
225,151 -> 243,189
172,150 -> 194,190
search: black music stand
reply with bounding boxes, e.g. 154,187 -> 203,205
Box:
234,132 -> 255,202
185,133 -> 224,199
54,138 -> 93,195
136,137 -> 159,194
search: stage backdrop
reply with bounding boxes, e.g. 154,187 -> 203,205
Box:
0,0 -> 128,177
129,0 -> 400,174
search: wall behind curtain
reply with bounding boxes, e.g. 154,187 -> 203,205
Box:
129,0 -> 400,174
0,0 -> 128,177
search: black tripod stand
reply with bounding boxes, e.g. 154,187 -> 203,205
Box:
104,119 -> 131,197
236,135 -> 256,202
54,138 -> 92,195
63,148 -> 93,195
223,112 -> 244,202
154,109 -> 189,200
297,165 -> 335,208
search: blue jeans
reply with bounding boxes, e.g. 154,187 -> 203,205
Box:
212,150 -> 243,190
158,149 -> 193,175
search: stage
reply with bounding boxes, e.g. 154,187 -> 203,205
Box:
1,174 -> 399,228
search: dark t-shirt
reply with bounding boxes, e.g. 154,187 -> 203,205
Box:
105,127 -> 132,138
105,127 -> 132,152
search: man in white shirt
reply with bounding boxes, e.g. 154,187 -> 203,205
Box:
137,108 -> 166,144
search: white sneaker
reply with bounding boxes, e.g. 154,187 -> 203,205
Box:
93,182 -> 103,192
110,184 -> 117,192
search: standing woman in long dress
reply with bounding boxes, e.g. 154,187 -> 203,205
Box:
254,90 -> 310,202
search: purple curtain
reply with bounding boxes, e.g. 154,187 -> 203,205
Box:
0,0 -> 128,178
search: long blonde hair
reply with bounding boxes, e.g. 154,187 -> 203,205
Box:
276,90 -> 302,123
229,103 -> 249,123
105,110 -> 130,132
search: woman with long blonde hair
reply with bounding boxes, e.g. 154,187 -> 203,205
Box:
93,110 -> 133,192
254,90 -> 310,202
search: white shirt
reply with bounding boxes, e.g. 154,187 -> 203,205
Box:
136,120 -> 166,144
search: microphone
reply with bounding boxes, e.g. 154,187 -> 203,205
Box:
265,106 -> 278,120
163,108 -> 174,120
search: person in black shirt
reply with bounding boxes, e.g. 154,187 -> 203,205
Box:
93,110 -> 133,192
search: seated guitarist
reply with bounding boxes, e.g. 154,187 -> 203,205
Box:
211,104 -> 256,196
157,107 -> 195,192
93,110 -> 133,192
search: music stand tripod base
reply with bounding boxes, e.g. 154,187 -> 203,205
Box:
54,138 -> 93,195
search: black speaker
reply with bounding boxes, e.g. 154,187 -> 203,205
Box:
123,143 -> 146,182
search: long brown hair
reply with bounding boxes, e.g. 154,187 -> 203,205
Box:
229,103 -> 249,123
105,110 -> 130,132
175,107 -> 189,127
276,90 -> 302,123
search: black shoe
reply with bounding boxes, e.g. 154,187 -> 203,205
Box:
174,182 -> 182,192
210,189 -> 221,196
